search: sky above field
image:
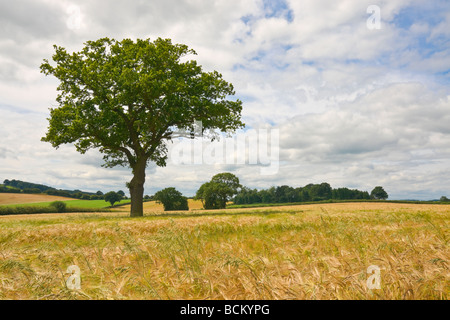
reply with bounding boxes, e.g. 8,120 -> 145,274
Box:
0,0 -> 449,199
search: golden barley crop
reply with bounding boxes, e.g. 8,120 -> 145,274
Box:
0,202 -> 448,300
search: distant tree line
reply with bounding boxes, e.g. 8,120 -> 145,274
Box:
2,179 -> 51,193
145,174 -> 393,212
0,179 -> 126,201
233,183 -> 374,205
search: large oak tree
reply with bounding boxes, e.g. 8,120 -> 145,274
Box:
41,37 -> 244,216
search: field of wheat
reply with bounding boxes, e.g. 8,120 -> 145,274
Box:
0,202 -> 448,300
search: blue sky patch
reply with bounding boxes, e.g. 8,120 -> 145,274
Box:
262,0 -> 294,22
392,1 -> 448,30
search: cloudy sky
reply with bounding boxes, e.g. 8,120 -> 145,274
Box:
1,0 -> 449,199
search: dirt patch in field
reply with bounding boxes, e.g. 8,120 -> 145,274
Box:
0,193 -> 76,205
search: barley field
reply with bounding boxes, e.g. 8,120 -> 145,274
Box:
0,202 -> 448,300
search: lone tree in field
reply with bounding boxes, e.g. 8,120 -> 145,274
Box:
370,186 -> 388,200
40,37 -> 244,217
104,191 -> 123,207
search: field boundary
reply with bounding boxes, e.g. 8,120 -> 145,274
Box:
227,199 -> 450,209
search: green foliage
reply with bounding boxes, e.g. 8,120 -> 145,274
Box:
40,37 -> 244,217
234,182 -> 371,205
40,37 -> 244,166
0,206 -> 55,215
195,182 -> 225,209
440,196 -> 449,202
332,187 -> 370,200
0,204 -> 111,216
1,179 -> 93,197
43,186 -> 93,199
50,201 -> 67,213
44,189 -> 71,197
154,187 -> 188,211
22,188 -> 41,194
370,186 -> 389,200
3,179 -> 51,192
195,173 -> 241,209
104,191 -> 123,207
0,185 -> 22,193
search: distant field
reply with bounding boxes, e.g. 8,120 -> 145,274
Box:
0,196 -> 130,210
0,194 -> 132,216
0,193 -> 76,206
0,202 -> 448,300
0,194 -> 196,211
3,199 -> 130,209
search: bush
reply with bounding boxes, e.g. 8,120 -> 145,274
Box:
50,201 -> 67,213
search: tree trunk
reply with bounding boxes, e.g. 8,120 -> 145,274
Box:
129,158 -> 146,217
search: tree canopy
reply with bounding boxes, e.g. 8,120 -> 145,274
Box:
40,37 -> 244,216
370,186 -> 389,200
104,191 -> 123,206
154,187 -> 189,211
195,172 -> 241,209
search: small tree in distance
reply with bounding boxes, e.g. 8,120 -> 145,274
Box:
370,186 -> 388,200
154,187 -> 188,211
195,172 -> 241,209
104,191 -> 123,207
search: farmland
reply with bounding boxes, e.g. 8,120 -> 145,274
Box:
0,193 -> 131,216
0,202 -> 448,300
0,193 -> 76,206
